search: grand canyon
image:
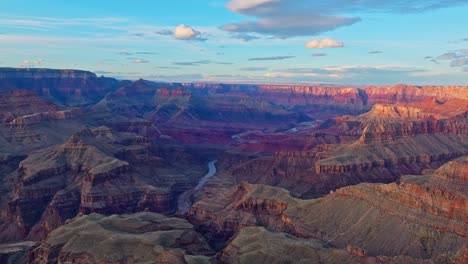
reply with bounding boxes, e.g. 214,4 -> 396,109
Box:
1,1 -> 468,263
0,68 -> 465,263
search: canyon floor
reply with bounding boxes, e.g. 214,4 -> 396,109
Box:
0,68 -> 466,264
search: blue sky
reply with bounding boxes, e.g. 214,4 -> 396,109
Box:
0,0 -> 467,85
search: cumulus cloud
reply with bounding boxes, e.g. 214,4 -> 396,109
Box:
305,38 -> 344,49
174,24 -> 202,40
248,56 -> 295,61
222,0 -> 465,38
132,59 -> 150,64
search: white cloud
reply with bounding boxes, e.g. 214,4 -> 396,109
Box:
21,58 -> 44,67
226,0 -> 276,12
132,59 -> 150,64
263,65 -> 427,83
305,38 -> 344,49
0,16 -> 126,31
435,49 -> 468,68
174,24 -> 201,39
223,0 -> 466,38
450,58 -> 468,67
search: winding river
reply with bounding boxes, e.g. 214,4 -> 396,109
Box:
177,160 -> 217,214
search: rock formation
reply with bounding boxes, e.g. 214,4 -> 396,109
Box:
0,68 -> 467,263
189,156 -> 468,261
0,67 -> 121,106
29,212 -> 214,263
0,127 -> 205,242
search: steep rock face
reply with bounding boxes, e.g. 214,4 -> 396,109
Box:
0,91 -> 60,123
188,182 -> 299,247
316,132 -> 467,178
310,158 -> 467,258
361,104 -> 443,121
93,80 -> 311,146
92,79 -> 158,118
255,85 -> 370,119
189,157 -> 467,260
227,133 -> 466,198
0,68 -> 120,106
360,99 -> 468,122
8,109 -> 81,127
0,241 -> 37,264
0,91 -> 89,166
0,68 -> 97,79
257,86 -> 365,105
226,98 -> 467,197
357,120 -> 467,143
157,87 -> 192,97
0,127 -> 204,242
30,212 -> 214,264
364,85 -> 468,104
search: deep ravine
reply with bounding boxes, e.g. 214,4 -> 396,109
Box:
177,160 -> 217,214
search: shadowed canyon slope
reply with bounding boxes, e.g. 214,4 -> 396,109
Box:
0,68 -> 466,263
0,126 -> 205,242
30,212 -> 215,264
189,157 -> 468,261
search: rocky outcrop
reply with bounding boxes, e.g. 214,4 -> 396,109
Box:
227,130 -> 466,198
0,241 -> 37,264
220,227 -> 449,264
361,104 -> 443,121
157,87 -> 192,97
225,96 -> 467,197
8,109 -> 81,127
0,127 -> 205,242
0,68 -> 97,79
357,120 -> 467,143
91,79 -> 158,118
364,84 -> 468,104
29,212 -> 214,264
360,99 -> 468,122
220,227 -> 371,264
0,67 -> 121,106
0,91 -> 60,123
258,85 -> 365,105
189,157 -> 467,260
316,128 -> 467,177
